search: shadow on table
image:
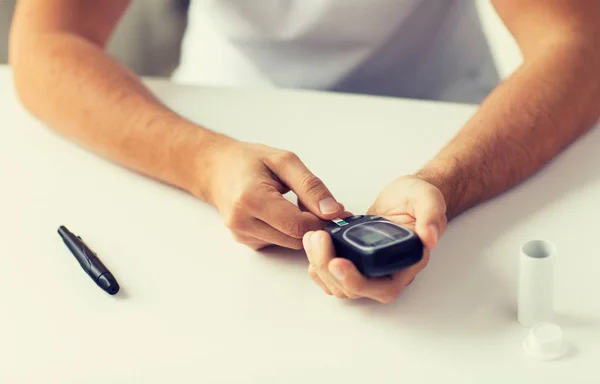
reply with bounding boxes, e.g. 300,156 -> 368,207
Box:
260,123 -> 600,339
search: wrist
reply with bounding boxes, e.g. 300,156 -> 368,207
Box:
414,160 -> 465,221
163,118 -> 236,202
187,127 -> 238,204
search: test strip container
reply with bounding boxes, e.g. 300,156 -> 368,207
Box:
518,240 -> 556,327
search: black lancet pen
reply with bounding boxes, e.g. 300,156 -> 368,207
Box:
58,226 -> 120,295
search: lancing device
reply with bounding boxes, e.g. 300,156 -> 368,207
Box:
58,226 -> 120,295
322,215 -> 423,277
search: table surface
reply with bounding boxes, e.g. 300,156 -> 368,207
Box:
1,64 -> 600,383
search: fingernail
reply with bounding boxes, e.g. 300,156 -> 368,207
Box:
330,264 -> 345,280
319,197 -> 339,215
428,224 -> 439,244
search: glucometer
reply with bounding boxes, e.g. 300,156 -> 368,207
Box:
322,215 -> 423,277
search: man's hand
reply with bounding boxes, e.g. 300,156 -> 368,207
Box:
201,140 -> 344,250
302,175 -> 447,303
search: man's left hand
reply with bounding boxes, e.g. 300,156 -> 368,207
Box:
302,175 -> 447,303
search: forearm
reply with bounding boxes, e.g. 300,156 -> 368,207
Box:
417,41 -> 600,220
9,30 -> 229,199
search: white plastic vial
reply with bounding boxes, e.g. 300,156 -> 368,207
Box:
518,240 -> 556,327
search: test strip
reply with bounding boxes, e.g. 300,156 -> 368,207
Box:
332,218 -> 348,226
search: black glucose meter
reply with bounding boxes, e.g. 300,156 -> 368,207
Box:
322,215 -> 423,277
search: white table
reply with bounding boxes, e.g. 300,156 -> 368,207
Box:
1,64 -> 599,383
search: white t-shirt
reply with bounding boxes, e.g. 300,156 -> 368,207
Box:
172,0 -> 499,104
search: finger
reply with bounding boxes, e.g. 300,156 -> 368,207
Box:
411,191 -> 447,249
268,152 -> 342,219
326,280 -> 347,299
328,258 -> 403,303
308,264 -> 332,295
298,200 -> 354,214
304,232 -> 347,298
303,231 -> 347,298
231,231 -> 270,250
247,184 -> 325,239
240,218 -> 304,249
247,242 -> 271,251
297,197 -> 354,221
298,198 -> 344,214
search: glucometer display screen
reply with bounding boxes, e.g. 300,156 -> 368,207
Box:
345,222 -> 410,248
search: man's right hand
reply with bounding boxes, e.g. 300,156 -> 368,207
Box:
198,140 -> 344,250
9,0 -> 342,252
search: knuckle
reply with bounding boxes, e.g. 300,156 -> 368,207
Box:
224,212 -> 245,231
333,291 -> 347,299
285,220 -> 307,238
231,232 -> 245,243
289,239 -> 304,250
249,243 -> 267,251
231,232 -> 260,249
233,189 -> 257,211
275,150 -> 299,165
300,173 -> 325,196
313,259 -> 328,272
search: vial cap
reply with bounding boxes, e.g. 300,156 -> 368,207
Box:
523,322 -> 568,360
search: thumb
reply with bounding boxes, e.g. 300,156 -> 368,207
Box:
412,192 -> 447,250
299,198 -> 352,218
269,152 -> 342,219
